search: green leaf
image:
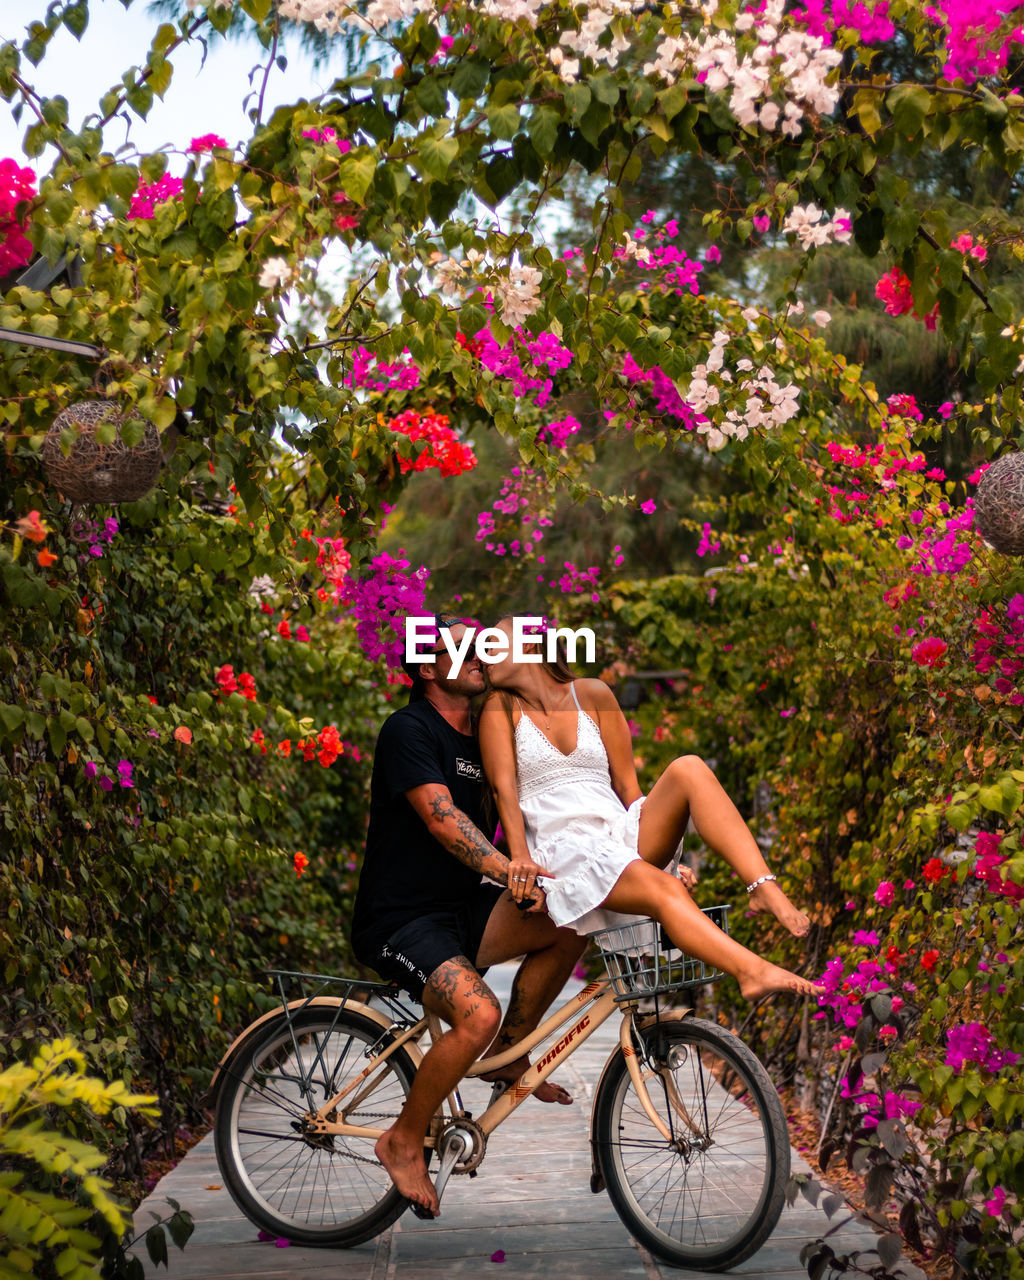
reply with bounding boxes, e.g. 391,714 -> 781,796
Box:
486,102 -> 520,139
0,704 -> 25,734
888,84 -> 931,138
417,132 -> 459,181
337,152 -> 376,204
449,58 -> 489,101
527,108 -> 560,155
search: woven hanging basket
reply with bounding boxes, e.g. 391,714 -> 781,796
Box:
974,452 -> 1024,556
41,400 -> 163,504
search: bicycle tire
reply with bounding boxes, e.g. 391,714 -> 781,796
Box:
593,1017 -> 789,1272
214,1006 -> 422,1247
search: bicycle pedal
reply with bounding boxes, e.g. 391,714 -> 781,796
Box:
407,1199 -> 438,1221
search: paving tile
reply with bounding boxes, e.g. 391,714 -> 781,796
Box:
131,962 -> 878,1279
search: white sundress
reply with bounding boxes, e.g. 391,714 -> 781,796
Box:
514,682 -> 647,936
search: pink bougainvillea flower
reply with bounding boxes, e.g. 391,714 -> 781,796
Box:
640,500 -> 657,515
98,775 -> 114,792
490,1250 -> 506,1263
257,1230 -> 274,1242
704,244 -> 722,264
127,174 -> 184,220
984,1186 -> 1007,1217
873,881 -> 895,906
852,929 -> 880,946
753,214 -> 771,232
84,761 -> 98,780
911,637 -> 948,668
938,400 -> 954,418
188,133 -> 228,153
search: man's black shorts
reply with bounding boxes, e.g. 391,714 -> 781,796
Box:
365,884 -> 505,1000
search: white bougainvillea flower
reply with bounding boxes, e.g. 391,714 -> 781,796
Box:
258,257 -> 293,289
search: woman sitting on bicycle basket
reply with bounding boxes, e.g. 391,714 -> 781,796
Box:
478,616 -> 825,1002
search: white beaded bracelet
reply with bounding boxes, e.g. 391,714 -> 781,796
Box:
746,873 -> 777,894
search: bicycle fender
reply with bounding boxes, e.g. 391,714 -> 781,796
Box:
587,1009 -> 694,1194
208,997 -> 423,1101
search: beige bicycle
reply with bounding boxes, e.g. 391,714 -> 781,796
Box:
211,905 -> 790,1272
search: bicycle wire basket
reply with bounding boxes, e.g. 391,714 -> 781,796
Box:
588,905 -> 730,1002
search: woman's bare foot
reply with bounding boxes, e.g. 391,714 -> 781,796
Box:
375,1128 -> 439,1217
481,1057 -> 574,1105
737,958 -> 825,1002
747,879 -> 811,938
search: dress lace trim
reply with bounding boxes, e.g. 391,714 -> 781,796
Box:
515,693 -> 610,802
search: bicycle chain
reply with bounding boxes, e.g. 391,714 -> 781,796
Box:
305,1113 -> 401,1169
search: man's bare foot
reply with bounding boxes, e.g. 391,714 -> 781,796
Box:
747,879 -> 811,938
375,1129 -> 438,1217
481,1057 -> 573,1105
737,958 -> 826,1001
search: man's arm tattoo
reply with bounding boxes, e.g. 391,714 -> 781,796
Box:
428,792 -> 509,884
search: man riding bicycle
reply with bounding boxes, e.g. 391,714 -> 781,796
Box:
350,613 -> 586,1218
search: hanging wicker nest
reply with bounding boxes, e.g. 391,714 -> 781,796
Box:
974,452 -> 1024,556
41,400 -> 163,504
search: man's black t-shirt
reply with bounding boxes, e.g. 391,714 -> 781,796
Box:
351,700 -> 495,959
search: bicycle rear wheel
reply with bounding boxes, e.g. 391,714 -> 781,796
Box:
593,1017 -> 789,1272
214,1006 -> 421,1247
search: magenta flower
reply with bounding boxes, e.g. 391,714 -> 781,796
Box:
984,1186 -> 1007,1217
911,637 -> 948,668
704,244 -> 722,264
753,214 -> 771,233
873,881 -> 895,907
852,929 -> 880,946
99,776 -> 114,792
938,400 -> 954,418
117,760 -> 135,789
188,133 -> 227,153
640,500 -> 657,515
84,761 -> 98,780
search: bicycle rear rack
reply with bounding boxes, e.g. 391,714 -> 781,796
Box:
263,968 -> 423,1027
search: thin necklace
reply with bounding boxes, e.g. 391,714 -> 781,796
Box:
525,686 -> 571,731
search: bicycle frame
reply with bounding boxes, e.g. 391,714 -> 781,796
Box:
298,978 -> 685,1148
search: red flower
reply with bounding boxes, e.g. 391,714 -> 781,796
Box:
294,851 -> 309,877
912,638 -> 948,668
237,672 -> 258,701
16,510 -> 50,543
921,949 -> 940,971
216,664 -> 238,695
37,549 -> 57,567
922,857 -> 947,884
278,739 -> 292,757
277,619 -> 292,639
252,728 -> 267,755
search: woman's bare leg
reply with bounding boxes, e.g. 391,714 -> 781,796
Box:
636,754 -> 810,938
603,861 -> 823,1000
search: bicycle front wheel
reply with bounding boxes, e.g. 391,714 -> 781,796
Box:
214,1007 -> 421,1247
594,1017 -> 789,1272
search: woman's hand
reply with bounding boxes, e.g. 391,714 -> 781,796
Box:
677,864 -> 698,891
506,857 -> 552,907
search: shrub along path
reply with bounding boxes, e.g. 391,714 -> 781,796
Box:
131,963 -> 879,1279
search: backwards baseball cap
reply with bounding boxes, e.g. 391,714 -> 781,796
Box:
401,612 -> 466,702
